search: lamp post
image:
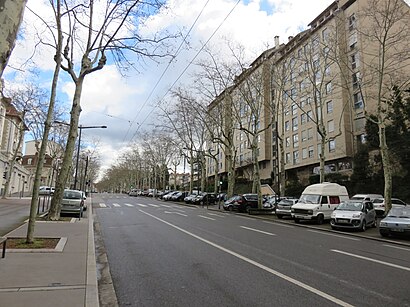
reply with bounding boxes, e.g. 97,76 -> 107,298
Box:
73,124 -> 107,190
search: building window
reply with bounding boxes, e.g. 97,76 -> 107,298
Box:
301,130 -> 307,142
326,82 -> 332,94
308,146 -> 314,158
286,152 -> 291,163
326,101 -> 333,114
308,128 -> 313,140
291,103 -> 297,115
285,120 -> 290,131
301,113 -> 306,124
307,110 -> 313,122
286,137 -> 290,147
353,92 -> 363,109
293,134 -> 299,148
349,32 -> 357,49
302,148 -> 308,159
290,87 -> 297,100
324,65 -> 331,76
293,151 -> 299,164
292,117 -> 298,131
329,139 -> 336,152
328,120 -> 335,133
348,13 -> 356,31
352,72 -> 360,90
351,53 -> 359,70
28,158 -> 32,165
322,28 -> 330,41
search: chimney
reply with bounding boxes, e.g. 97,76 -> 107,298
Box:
274,36 -> 279,48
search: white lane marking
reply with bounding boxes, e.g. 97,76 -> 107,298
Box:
174,205 -> 197,210
140,210 -> 353,307
236,216 -> 254,220
240,226 -> 276,236
125,204 -> 133,207
161,204 -> 172,208
263,221 -> 294,228
99,203 -> 107,208
170,208 -> 186,213
164,211 -> 187,217
382,244 -> 410,252
113,204 -> 120,207
198,215 -> 215,221
148,204 -> 159,207
307,230 -> 360,241
331,249 -> 410,272
207,213 -> 225,218
136,204 -> 147,207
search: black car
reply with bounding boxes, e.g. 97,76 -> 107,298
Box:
223,195 -> 241,211
192,193 -> 217,205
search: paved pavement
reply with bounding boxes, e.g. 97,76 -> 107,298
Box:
0,197 -> 98,307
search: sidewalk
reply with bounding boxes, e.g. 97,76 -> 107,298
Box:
0,198 -> 98,307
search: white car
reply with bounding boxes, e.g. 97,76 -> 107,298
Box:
372,197 -> 408,216
330,200 -> 376,231
39,186 -> 55,196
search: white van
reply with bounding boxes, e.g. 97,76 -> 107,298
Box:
291,182 -> 349,224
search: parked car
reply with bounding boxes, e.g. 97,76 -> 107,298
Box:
223,195 -> 241,211
350,194 -> 383,202
39,186 -> 55,196
61,189 -> 84,217
276,198 -> 298,219
372,197 -> 408,216
184,192 -> 200,204
192,193 -> 217,205
129,189 -> 139,197
379,207 -> 410,237
171,191 -> 189,201
231,194 -> 259,213
163,191 -> 179,201
159,190 -> 173,199
263,196 -> 287,210
330,200 -> 376,231
291,183 -> 349,224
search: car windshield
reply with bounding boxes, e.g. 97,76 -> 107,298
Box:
387,207 -> 410,218
350,196 -> 364,201
63,191 -> 82,199
336,201 -> 363,211
278,199 -> 294,206
373,198 -> 384,203
299,194 -> 320,204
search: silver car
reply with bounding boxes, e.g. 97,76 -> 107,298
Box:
330,200 -> 376,231
379,207 -> 410,237
61,189 -> 84,216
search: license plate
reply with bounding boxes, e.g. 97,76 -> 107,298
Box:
391,228 -> 404,232
338,219 -> 349,223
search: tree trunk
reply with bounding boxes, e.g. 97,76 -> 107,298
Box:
278,137 -> 286,197
379,124 -> 392,213
200,154 -> 206,192
319,136 -> 326,183
189,151 -> 194,193
226,145 -> 236,198
0,0 -> 27,78
251,137 -> 262,209
213,156 -> 219,194
48,76 -> 84,220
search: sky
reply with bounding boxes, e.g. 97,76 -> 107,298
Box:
4,0 -> 335,179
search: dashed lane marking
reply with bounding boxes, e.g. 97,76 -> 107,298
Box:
308,230 -> 360,241
382,244 -> 410,252
113,204 -> 120,207
136,204 -> 147,207
331,249 -> 410,272
198,215 -> 215,221
207,213 -> 225,218
125,204 -> 133,207
164,211 -> 187,217
148,204 -> 160,207
262,221 -> 294,228
99,203 -> 107,208
240,226 -> 276,236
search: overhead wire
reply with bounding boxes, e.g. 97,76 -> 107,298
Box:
128,0 -> 241,143
122,0 -> 212,142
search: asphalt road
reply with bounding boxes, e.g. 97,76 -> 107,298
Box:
94,193 -> 410,307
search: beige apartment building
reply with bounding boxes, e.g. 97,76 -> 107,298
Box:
206,0 -> 410,190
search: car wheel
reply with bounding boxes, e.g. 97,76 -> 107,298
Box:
317,214 -> 324,225
360,220 -> 366,232
245,205 -> 251,213
331,225 -> 337,230
228,206 -> 233,212
380,231 -> 388,237
294,218 -> 300,223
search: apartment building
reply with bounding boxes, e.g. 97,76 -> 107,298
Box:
206,0 -> 410,190
0,97 -> 30,196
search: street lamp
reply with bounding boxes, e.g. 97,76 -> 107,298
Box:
74,124 -> 107,190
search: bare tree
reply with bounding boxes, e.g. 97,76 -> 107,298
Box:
47,0 -> 178,220
357,0 -> 410,212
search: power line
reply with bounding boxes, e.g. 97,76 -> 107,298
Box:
128,0 -> 241,143
122,0 -> 212,142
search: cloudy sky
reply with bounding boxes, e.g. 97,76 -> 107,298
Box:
5,0 -> 335,178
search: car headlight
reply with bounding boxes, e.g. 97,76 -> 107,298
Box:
331,213 -> 335,218
291,208 -> 295,213
308,210 -> 313,215
379,222 -> 387,227
352,214 -> 362,218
